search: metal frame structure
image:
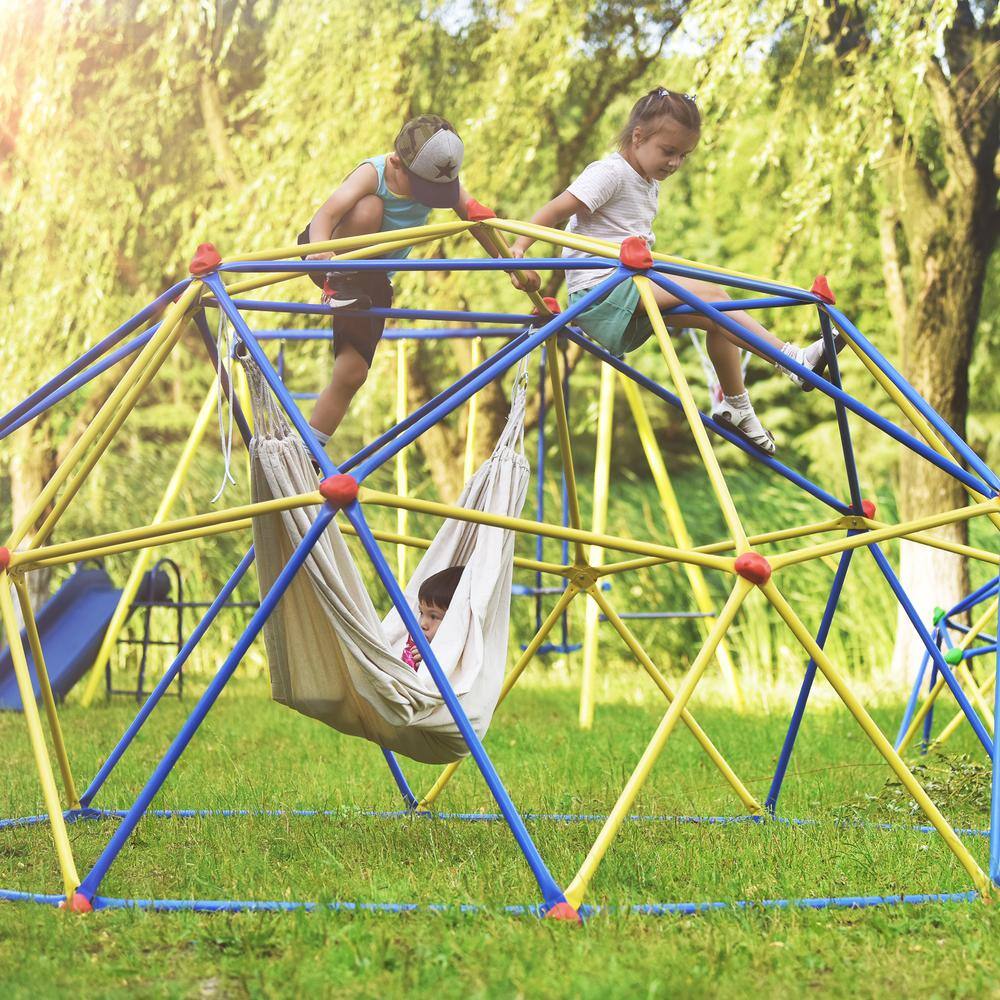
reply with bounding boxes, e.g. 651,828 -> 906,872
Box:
895,575 -> 1000,754
1,214 -> 998,920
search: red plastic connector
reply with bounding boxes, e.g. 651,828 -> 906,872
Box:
620,235 -> 653,270
811,275 -> 836,304
861,499 -> 877,519
734,551 -> 772,586
544,901 -> 583,924
189,242 -> 222,276
58,892 -> 93,913
319,473 -> 359,507
532,296 -> 562,318
0,547 -> 9,572
466,198 -> 497,223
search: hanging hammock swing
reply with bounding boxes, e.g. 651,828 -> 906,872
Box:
244,358 -> 530,764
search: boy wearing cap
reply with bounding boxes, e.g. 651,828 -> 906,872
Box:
299,114 -> 528,444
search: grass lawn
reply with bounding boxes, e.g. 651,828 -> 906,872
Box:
1,669 -> 997,998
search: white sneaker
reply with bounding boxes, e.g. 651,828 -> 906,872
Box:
780,336 -> 845,391
711,398 -> 776,455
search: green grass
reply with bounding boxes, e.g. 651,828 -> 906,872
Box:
1,668 -> 999,998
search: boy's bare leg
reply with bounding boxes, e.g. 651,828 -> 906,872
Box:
309,194 -> 384,439
310,344 -> 370,437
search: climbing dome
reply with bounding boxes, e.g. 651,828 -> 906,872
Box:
1,209 -> 998,918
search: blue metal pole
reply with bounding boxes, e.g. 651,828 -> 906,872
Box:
951,576 -> 1000,618
220,257 -> 617,276
818,310 -> 864,512
220,300 -> 539,325
991,594 -> 1000,884
765,545 -> 856,814
0,278 -> 191,435
353,273 -> 629,483
643,270 -> 994,498
0,327 -> 158,441
193,309 -> 254,446
565,329 -> 852,515
342,502 -> 569,910
868,545 -> 994,756
825,304 -> 1000,494
343,329 -> 536,475
649,261 -> 819,303
204,275 -> 333,476
79,548 -> 257,808
77,508 -> 336,901
380,749 -> 419,810
895,644 -> 934,749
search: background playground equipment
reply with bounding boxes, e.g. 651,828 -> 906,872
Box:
265,321 -> 746,725
0,212 -> 998,918
895,574 -> 1000,755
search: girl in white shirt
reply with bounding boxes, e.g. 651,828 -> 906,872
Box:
511,88 -> 836,455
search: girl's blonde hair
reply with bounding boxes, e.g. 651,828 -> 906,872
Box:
617,88 -> 701,151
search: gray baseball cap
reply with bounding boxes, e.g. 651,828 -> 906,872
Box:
394,115 -> 464,209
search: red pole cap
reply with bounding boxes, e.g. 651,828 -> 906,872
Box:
532,296 -> 562,317
734,551 -> 772,585
466,199 -> 497,223
189,243 -> 222,276
861,499 -> 877,519
0,547 -> 9,572
58,892 -> 94,913
544,901 -> 583,924
620,235 -> 653,270
810,275 -> 836,304
319,473 -> 359,507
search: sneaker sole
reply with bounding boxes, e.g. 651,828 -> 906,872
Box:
713,411 -> 776,456
802,333 -> 847,392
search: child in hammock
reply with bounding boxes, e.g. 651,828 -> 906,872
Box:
509,88 -> 841,456
402,566 -> 465,670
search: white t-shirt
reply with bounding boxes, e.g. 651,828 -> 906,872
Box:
563,152 -> 659,295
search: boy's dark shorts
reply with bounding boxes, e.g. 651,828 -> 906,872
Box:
297,225 -> 393,368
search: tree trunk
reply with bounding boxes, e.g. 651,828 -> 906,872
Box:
889,210 -> 993,687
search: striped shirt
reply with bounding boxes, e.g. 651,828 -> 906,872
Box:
562,153 -> 659,295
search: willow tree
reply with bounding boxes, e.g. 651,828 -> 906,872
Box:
688,0 -> 998,680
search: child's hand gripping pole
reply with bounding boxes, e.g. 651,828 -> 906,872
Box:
465,200 -> 555,318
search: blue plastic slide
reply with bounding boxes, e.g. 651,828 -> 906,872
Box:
0,566 -> 122,711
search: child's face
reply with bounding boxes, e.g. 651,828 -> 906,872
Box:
418,599 -> 447,642
630,118 -> 699,182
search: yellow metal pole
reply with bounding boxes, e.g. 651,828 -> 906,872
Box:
772,500 -> 999,570
80,382 -> 221,705
14,491 -> 319,570
418,584 -> 582,810
762,578 -> 989,895
564,580 -> 752,908
621,376 -> 746,709
637,277 -> 750,555
463,337 -> 482,483
591,586 -> 761,813
395,339 -> 409,584
579,363 -> 615,729
358,488 -> 735,573
5,284 -> 201,553
0,578 -> 81,899
13,579 -> 80,808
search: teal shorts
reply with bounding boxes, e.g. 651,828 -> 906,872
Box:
568,280 -> 655,357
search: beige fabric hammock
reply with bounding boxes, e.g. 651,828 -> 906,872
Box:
245,359 -> 529,764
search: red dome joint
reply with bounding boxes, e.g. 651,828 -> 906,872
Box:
58,892 -> 94,913
0,547 -> 10,572
734,551 -> 772,586
532,296 -> 562,317
319,473 -> 360,507
189,243 -> 222,276
544,901 -> 583,924
466,198 -> 497,223
861,499 -> 877,519
811,275 -> 836,304
620,236 -> 653,270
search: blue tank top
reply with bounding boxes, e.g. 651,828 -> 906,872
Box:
364,154 -> 432,262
